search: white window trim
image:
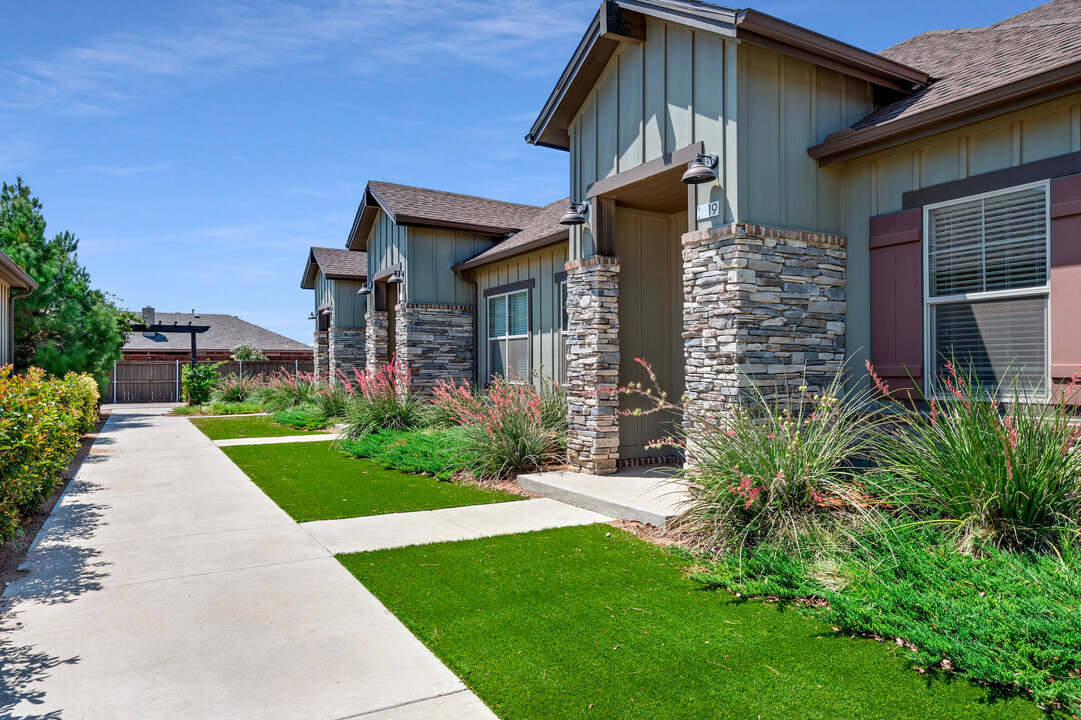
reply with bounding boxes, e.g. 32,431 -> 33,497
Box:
557,279 -> 569,384
487,288 -> 530,381
921,179 -> 1052,398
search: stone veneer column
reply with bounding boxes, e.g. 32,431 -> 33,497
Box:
682,222 -> 847,418
394,303 -> 473,395
365,311 -> 389,369
564,255 -> 621,475
313,330 -> 329,382
328,327 -> 367,382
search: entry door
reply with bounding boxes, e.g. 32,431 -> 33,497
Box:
614,208 -> 685,460
386,283 -> 398,362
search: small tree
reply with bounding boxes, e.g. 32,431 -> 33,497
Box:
231,343 -> 268,362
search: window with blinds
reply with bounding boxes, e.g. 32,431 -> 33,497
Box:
558,281 -> 568,383
926,183 -> 1049,395
488,289 -> 529,381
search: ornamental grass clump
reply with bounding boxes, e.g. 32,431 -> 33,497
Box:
432,376 -> 565,478
341,358 -> 423,438
253,371 -> 320,412
212,373 -> 262,403
873,360 -> 1081,552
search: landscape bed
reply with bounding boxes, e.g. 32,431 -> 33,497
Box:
341,524 -> 1048,720
222,440 -> 520,522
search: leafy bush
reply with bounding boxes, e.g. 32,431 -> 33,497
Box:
0,366 -> 99,544
637,360 -> 883,552
253,371 -> 319,412
873,361 -> 1081,551
694,521 -> 1081,712
434,378 -> 563,478
181,362 -> 222,405
271,405 -> 333,431
230,343 -> 267,362
341,359 -> 424,438
339,427 -> 468,480
213,373 -> 262,403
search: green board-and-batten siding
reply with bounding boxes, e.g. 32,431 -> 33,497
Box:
407,226 -> 499,306
472,243 -> 568,384
312,272 -> 367,330
841,95 -> 1081,391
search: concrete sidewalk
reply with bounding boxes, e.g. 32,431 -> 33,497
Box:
1,406 -> 497,719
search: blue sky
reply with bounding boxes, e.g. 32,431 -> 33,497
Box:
0,0 -> 1040,344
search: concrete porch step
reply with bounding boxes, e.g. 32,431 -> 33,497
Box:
516,466 -> 691,529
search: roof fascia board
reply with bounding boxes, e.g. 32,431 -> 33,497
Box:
396,216 -> 516,236
735,10 -> 927,90
346,188 -> 383,251
322,272 -> 367,281
810,60 -> 1081,166
453,231 -> 570,273
0,251 -> 37,293
300,251 -> 319,289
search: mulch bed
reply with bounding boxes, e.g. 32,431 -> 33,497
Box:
0,408 -> 110,595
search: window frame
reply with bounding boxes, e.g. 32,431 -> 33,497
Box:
557,278 -> 569,384
921,179 -> 1052,398
486,287 -> 531,382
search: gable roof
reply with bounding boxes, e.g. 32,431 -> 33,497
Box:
123,313 -> 311,353
454,198 -> 570,272
0,249 -> 37,293
346,181 -> 544,250
811,0 -> 1081,164
301,247 -> 367,289
527,0 -> 929,150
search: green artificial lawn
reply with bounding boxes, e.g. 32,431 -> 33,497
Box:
223,441 -> 520,522
190,415 -> 327,441
341,525 -> 1051,720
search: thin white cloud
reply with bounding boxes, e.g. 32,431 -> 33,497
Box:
1,0 -> 588,114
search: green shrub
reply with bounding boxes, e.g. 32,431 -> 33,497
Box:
271,404 -> 333,431
181,362 -> 222,405
213,373 -> 261,403
313,381 -> 352,421
230,343 -> 267,362
341,359 -> 424,438
694,522 -> 1081,712
339,427 -> 468,479
872,361 -> 1081,551
0,366 -> 99,544
433,378 -> 563,478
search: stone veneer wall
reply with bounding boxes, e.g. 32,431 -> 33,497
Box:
328,327 -> 366,381
682,222 -> 847,416
563,256 -> 621,475
313,330 -> 329,382
395,303 -> 473,395
365,311 -> 389,369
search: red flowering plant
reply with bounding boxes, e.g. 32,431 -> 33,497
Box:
340,357 -> 423,438
617,359 -> 884,553
872,358 -> 1081,551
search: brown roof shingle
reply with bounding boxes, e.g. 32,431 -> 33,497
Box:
124,313 -> 311,353
311,247 -> 367,280
455,198 -> 569,270
854,0 -> 1081,132
367,181 -> 543,234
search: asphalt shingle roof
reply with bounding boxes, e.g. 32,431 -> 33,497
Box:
310,247 -> 367,279
458,198 -> 569,268
368,181 -> 543,234
124,313 -> 311,353
857,0 -> 1081,131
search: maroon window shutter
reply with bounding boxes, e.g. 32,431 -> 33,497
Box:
1050,174 -> 1081,380
869,208 -> 923,396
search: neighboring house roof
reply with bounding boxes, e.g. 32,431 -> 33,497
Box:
812,0 -> 1081,164
527,0 -> 929,150
123,313 -> 311,353
454,198 -> 570,272
347,180 -> 544,250
0,249 -> 37,293
301,247 -> 367,289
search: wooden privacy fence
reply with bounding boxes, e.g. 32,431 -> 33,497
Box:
108,359 -> 315,403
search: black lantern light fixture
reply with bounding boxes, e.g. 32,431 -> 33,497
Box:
307,311 -> 316,320
681,153 -> 719,185
357,281 -> 372,296
558,201 -> 589,226
387,269 -> 404,285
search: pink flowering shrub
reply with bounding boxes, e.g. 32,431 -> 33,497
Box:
340,358 -> 423,438
255,371 -> 320,411
620,359 -> 882,552
432,376 -> 567,478
874,360 -> 1081,550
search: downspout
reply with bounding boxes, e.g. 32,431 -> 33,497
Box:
454,267 -> 480,388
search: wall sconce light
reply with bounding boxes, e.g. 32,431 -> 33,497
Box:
558,201 -> 589,226
307,312 -> 316,320
386,269 -> 404,285
681,153 -> 719,184
357,281 -> 372,295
